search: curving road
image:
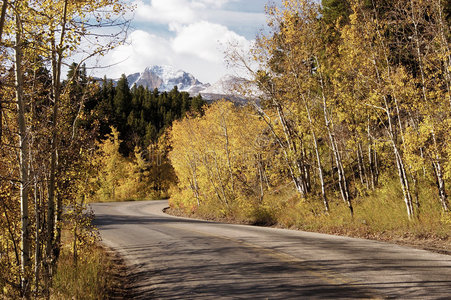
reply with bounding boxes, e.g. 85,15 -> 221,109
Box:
91,200 -> 451,299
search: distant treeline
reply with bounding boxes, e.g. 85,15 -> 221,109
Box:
84,74 -> 205,155
71,70 -> 207,203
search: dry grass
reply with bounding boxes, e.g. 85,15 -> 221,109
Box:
170,177 -> 451,253
257,178 -> 450,252
51,238 -> 127,299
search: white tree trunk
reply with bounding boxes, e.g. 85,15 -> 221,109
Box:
15,14 -> 31,297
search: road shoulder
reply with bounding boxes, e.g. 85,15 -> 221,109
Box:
165,206 -> 451,256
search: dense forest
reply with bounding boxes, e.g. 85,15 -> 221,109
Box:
169,0 -> 451,232
0,0 -> 450,298
90,74 -> 205,155
88,73 -> 205,202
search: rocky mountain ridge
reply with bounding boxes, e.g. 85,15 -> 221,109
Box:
111,65 -> 251,102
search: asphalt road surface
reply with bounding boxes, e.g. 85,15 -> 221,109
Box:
91,200 -> 451,299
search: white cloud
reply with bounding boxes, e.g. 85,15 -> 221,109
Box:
193,0 -> 234,8
200,10 -> 266,33
134,0 -> 258,29
100,22 -> 252,83
172,21 -> 250,62
96,0 -> 263,83
135,0 -> 200,25
102,30 -> 174,78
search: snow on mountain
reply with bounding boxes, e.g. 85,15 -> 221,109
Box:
199,74 -> 256,104
187,83 -> 211,95
200,74 -> 247,95
127,65 -> 206,92
126,72 -> 141,86
105,65 -> 255,104
146,65 -> 186,87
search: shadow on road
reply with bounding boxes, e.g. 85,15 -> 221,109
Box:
92,204 -> 451,299
117,242 -> 451,299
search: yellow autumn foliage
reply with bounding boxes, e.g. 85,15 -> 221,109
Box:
169,101 -> 268,217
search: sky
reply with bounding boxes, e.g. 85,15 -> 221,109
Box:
95,0 -> 280,84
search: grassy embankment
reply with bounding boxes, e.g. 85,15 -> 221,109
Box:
170,177 -> 451,253
51,231 -> 127,299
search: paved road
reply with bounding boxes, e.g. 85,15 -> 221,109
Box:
91,200 -> 451,299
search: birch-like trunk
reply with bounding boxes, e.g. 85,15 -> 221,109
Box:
189,159 -> 200,207
15,14 -> 31,298
257,154 -> 265,202
380,92 -> 414,218
46,0 -> 68,288
254,104 -> 307,197
357,142 -> 369,189
368,143 -> 375,190
221,112 -> 235,195
315,57 -> 352,216
0,0 -> 7,144
212,153 -> 229,208
34,178 -> 41,296
275,104 -> 308,196
410,0 -> 449,212
366,33 -> 414,218
202,154 -> 225,208
368,0 -> 415,219
434,0 -> 451,110
302,95 -> 329,212
432,131 -> 449,212
326,116 -> 352,216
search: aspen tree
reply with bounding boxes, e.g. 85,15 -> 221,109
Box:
405,0 -> 449,211
268,0 -> 351,213
0,0 -> 130,296
341,1 -> 415,218
0,0 -> 7,143
170,101 -> 267,216
14,8 -> 31,297
253,4 -> 312,198
277,2 -> 330,211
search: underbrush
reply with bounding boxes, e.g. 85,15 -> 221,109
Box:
170,177 -> 451,246
88,190 -> 168,203
261,179 -> 450,241
51,232 -> 123,299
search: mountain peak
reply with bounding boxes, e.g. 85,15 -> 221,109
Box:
117,65 -> 250,103
201,74 -> 247,95
127,65 -> 205,92
144,65 -> 181,80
